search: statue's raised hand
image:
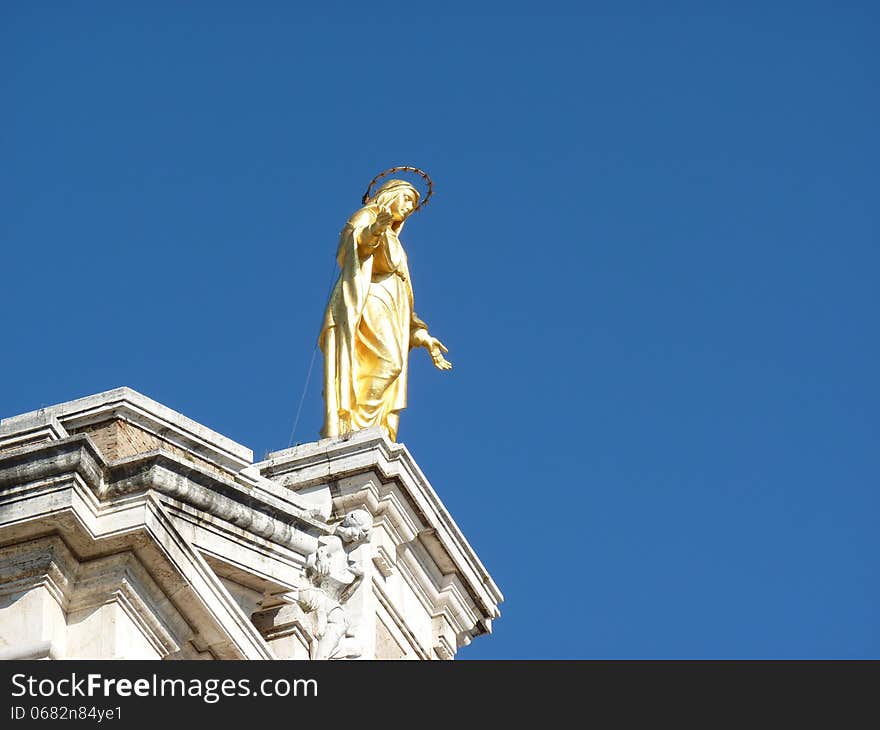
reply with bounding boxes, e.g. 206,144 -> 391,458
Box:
368,206 -> 394,238
428,337 -> 452,371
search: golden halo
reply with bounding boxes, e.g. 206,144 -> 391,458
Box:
362,166 -> 433,213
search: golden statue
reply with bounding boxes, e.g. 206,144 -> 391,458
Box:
320,169 -> 451,442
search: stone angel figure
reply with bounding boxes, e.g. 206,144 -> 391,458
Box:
296,509 -> 373,660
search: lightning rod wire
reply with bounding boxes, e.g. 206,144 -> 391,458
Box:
287,258 -> 339,448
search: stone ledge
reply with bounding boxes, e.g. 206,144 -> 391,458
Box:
1,387 -> 252,474
0,435 -> 329,549
0,495 -> 275,659
0,390 -> 503,659
257,429 -> 503,628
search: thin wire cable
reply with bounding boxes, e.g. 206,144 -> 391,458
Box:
287,259 -> 339,448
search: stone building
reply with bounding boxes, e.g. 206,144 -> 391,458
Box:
0,388 -> 501,660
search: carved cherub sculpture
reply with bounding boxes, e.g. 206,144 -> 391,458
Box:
297,509 -> 373,660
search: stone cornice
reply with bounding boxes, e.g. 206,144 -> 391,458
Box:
0,536 -> 186,657
0,435 -> 329,552
258,429 -> 504,629
1,390 -> 503,659
0,489 -> 275,659
0,436 -> 106,496
0,535 -> 78,610
1,387 -> 252,473
0,411 -> 68,453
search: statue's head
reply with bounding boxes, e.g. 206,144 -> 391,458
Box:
371,179 -> 419,222
336,509 -> 373,544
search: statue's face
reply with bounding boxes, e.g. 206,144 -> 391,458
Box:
338,509 -> 372,543
390,191 -> 416,221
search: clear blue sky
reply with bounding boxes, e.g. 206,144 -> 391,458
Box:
2,2 -> 877,658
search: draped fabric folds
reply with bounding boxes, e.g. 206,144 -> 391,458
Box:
320,200 -> 427,442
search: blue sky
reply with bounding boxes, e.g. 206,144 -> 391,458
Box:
2,2 -> 877,658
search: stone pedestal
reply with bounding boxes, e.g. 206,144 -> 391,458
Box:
0,388 -> 502,660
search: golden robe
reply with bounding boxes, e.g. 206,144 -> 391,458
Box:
319,204 -> 427,441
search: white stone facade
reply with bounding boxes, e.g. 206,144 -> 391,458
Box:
0,388 -> 502,660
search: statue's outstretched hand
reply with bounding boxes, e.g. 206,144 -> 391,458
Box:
427,337 -> 452,370
369,206 -> 393,238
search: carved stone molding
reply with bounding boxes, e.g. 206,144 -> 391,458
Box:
0,389 -> 502,660
0,537 -> 189,658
